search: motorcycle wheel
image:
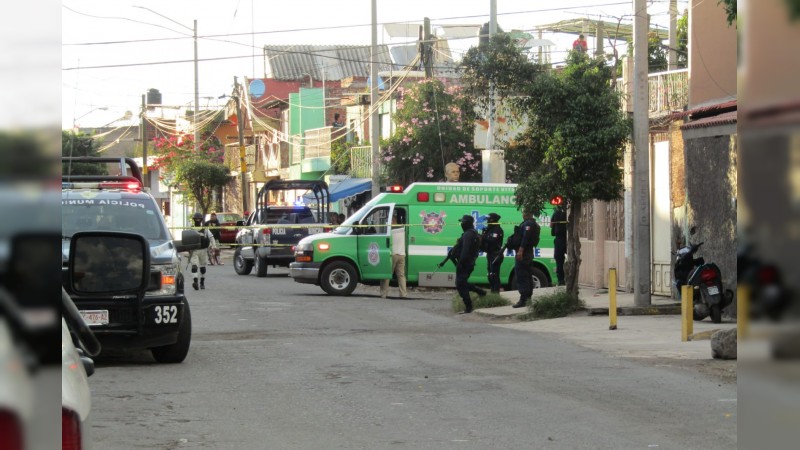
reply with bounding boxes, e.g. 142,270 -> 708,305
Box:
710,304 -> 722,324
693,303 -> 709,321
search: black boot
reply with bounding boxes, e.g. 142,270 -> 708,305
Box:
512,297 -> 529,308
192,279 -> 199,290
200,278 -> 205,290
476,288 -> 487,297
462,298 -> 473,314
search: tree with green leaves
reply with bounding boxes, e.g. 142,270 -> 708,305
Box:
676,9 -> 688,68
150,134 -> 230,215
61,130 -> 107,176
507,51 -> 630,297
382,79 -> 480,185
719,0 -> 737,26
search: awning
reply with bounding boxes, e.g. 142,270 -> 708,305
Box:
329,178 -> 371,202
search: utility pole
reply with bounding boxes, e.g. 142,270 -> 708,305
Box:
633,0 -> 651,306
193,19 -> 200,153
141,94 -> 149,188
370,0 -> 380,197
668,0 -> 678,70
234,77 -> 249,212
422,18 -> 433,78
481,0 -> 505,183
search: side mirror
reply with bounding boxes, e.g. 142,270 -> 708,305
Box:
63,231 -> 150,357
68,232 -> 150,296
174,229 -> 202,253
235,220 -> 245,226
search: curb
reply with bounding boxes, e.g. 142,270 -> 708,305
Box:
586,304 -> 682,316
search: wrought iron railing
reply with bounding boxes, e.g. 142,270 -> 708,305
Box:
350,146 -> 372,178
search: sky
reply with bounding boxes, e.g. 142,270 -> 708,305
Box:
61,0 -> 687,131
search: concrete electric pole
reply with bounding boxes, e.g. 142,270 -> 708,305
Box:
633,0 -> 651,306
234,77 -> 249,212
481,0 -> 506,183
370,0 -> 380,197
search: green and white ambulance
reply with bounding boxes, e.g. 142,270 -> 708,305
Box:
290,182 -> 556,296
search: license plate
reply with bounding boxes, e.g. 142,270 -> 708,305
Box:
80,310 -> 109,326
706,285 -> 719,296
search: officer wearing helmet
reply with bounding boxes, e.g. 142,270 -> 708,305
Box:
440,214 -> 486,314
482,212 -> 505,293
189,212 -> 216,290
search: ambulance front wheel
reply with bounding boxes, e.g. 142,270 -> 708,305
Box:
321,261 -> 359,296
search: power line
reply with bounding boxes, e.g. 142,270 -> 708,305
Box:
63,1 -> 633,47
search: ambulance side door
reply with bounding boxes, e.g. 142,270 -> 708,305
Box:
356,204 -> 394,280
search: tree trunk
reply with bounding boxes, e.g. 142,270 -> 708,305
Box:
565,200 -> 582,298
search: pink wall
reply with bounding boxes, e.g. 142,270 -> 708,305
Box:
688,0 -> 738,108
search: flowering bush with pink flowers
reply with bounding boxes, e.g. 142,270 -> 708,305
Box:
382,79 -> 480,185
150,133 -> 230,214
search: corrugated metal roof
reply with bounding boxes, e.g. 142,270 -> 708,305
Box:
264,45 -> 398,81
681,110 -> 737,130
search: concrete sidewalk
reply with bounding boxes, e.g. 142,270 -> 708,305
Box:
474,287 -> 737,360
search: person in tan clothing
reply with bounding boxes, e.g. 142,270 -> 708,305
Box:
381,211 -> 407,298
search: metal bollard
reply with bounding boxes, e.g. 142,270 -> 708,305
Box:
609,268 -> 617,330
681,285 -> 693,342
738,285 -> 749,340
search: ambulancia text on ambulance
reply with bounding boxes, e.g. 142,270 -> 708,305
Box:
289,182 -> 556,296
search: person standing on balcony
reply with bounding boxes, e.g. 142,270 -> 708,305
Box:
572,34 -> 588,53
332,112 -> 344,128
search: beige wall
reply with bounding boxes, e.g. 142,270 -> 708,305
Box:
741,0 -> 800,108
688,0 -> 738,108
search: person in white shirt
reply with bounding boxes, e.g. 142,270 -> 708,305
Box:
380,211 -> 407,298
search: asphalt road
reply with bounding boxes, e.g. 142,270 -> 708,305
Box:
89,263 -> 737,449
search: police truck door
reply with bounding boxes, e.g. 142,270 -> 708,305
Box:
356,204 -> 394,281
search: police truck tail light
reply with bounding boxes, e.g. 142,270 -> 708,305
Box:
62,408 -> 82,450
417,192 -> 430,202
0,409 -> 23,450
262,228 -> 271,235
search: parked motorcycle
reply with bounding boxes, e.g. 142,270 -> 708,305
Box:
738,244 -> 792,322
674,242 -> 733,323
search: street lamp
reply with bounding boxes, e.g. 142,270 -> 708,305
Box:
133,6 -> 200,152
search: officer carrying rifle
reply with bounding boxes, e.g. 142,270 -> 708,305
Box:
438,215 -> 486,314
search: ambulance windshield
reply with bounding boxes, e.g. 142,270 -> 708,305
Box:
331,197 -> 382,235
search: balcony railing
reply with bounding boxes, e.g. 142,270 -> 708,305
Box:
615,68 -> 688,115
350,146 -> 372,178
649,69 -> 688,114
303,127 -> 332,160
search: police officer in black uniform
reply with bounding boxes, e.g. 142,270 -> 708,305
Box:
512,208 -> 541,308
482,212 -> 505,293
441,215 -> 486,313
550,205 -> 567,286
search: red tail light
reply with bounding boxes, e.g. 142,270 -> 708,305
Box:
62,408 -> 81,450
262,228 -> 271,235
758,265 -> 779,284
700,267 -> 716,283
0,409 -> 23,450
